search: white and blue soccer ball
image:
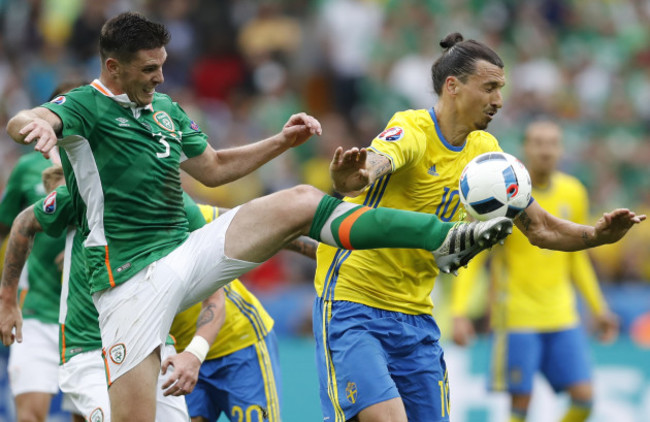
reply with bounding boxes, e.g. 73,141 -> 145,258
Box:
459,152 -> 532,221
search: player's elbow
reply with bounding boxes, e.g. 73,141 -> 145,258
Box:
525,230 -> 547,249
6,116 -> 24,143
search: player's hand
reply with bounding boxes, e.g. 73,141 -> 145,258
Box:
160,351 -> 202,396
19,118 -> 59,159
593,311 -> 619,344
0,292 -> 23,346
593,208 -> 646,245
451,316 -> 476,347
330,147 -> 370,195
280,112 -> 322,148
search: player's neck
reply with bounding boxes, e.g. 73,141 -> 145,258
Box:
530,171 -> 552,189
433,104 -> 471,147
98,74 -> 126,97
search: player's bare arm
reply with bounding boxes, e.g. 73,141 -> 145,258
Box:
515,201 -> 645,251
330,148 -> 391,197
284,235 -> 319,259
161,288 -> 226,397
6,107 -> 63,159
0,206 -> 43,345
181,112 -> 322,187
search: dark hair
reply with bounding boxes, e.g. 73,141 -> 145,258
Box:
431,32 -> 504,96
99,12 -> 170,63
49,80 -> 88,100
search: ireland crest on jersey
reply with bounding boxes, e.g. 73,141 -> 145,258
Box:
153,111 -> 175,132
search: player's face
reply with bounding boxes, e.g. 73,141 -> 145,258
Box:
524,122 -> 562,175
118,47 -> 167,106
456,60 -> 505,131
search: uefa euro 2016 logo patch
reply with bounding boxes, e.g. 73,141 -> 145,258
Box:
377,127 -> 404,141
43,191 -> 57,214
50,96 -> 66,105
190,120 -> 200,131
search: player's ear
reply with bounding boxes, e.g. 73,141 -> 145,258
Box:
105,58 -> 121,78
445,76 -> 459,96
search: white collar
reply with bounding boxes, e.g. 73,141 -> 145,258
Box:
90,79 -> 154,117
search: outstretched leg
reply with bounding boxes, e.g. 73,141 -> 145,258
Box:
224,185 -> 511,274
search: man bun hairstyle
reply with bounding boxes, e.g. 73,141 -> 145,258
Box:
99,12 -> 170,63
431,32 -> 504,95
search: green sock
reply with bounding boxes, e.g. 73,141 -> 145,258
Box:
309,195 -> 455,250
561,400 -> 592,422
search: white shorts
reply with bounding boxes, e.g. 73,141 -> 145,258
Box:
59,350 -> 110,421
59,345 -> 189,422
93,207 -> 259,383
8,318 -> 59,396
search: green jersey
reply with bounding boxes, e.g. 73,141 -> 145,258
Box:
34,186 -> 207,363
41,80 -> 208,293
0,151 -> 64,324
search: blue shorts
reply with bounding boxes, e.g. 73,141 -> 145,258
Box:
313,299 -> 450,422
489,326 -> 592,394
185,331 -> 282,421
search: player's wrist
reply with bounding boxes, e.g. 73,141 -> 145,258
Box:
184,335 -> 209,363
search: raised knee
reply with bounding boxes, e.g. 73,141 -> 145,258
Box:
287,184 -> 325,208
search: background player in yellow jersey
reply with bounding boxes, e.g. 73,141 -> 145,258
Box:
451,120 -> 619,422
162,204 -> 318,422
314,32 -> 643,422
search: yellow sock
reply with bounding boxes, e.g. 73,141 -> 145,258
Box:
561,400 -> 592,422
510,408 -> 526,422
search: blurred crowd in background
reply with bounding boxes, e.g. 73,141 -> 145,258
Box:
0,0 -> 649,334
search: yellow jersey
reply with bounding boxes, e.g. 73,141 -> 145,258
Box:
170,205 -> 274,360
452,172 -> 606,331
314,108 -> 501,315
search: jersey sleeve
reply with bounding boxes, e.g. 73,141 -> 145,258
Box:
182,193 -> 207,232
0,160 -> 28,226
33,186 -> 75,238
368,111 -> 426,172
172,102 -> 208,160
40,89 -> 96,138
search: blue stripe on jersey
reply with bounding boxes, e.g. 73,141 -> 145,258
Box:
321,175 -> 391,301
429,108 -> 465,152
323,250 -> 352,302
224,286 -> 268,341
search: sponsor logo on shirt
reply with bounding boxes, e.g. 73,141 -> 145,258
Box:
50,96 -> 66,105
153,111 -> 175,132
345,381 -> 358,403
115,117 -> 130,127
43,191 -> 57,214
377,126 -> 404,142
109,343 -> 126,364
428,164 -> 439,176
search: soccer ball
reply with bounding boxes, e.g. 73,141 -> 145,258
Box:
459,152 -> 532,221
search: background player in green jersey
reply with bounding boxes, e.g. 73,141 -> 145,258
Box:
0,142 -> 65,422
452,120 -> 619,422
0,81 -> 84,422
313,33 -> 645,422
3,13 -> 522,422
